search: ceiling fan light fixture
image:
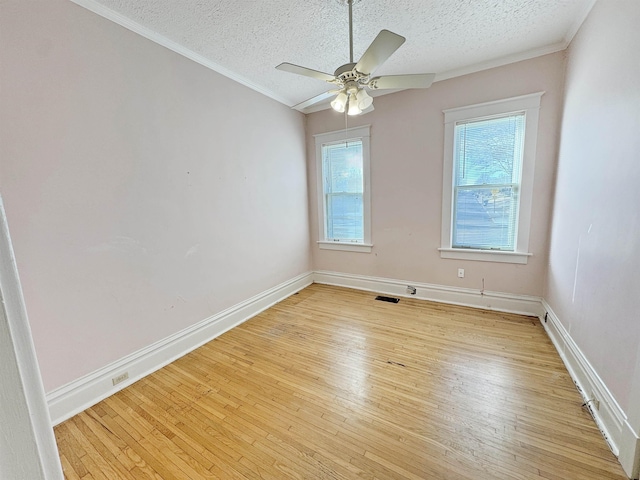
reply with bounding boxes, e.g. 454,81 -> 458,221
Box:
276,0 -> 434,114
347,96 -> 362,116
331,91 -> 348,113
356,88 -> 373,110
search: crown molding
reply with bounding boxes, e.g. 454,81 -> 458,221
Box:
69,0 -> 596,117
301,42 -> 567,115
433,42 -> 567,84
563,0 -> 598,45
69,0 -> 292,107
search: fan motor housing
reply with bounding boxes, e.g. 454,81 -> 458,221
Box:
334,63 -> 361,84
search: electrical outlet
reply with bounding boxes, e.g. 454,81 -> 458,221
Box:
112,372 -> 129,386
457,268 -> 465,278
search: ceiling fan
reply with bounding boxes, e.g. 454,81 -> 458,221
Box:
276,0 -> 435,115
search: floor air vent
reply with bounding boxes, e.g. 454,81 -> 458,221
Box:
375,295 -> 400,303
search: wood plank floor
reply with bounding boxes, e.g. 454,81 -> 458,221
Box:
54,284 -> 627,479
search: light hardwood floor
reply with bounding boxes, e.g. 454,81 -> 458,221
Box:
55,284 -> 627,479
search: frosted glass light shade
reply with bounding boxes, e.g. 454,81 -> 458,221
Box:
356,89 -> 373,110
331,91 -> 348,113
347,97 -> 362,116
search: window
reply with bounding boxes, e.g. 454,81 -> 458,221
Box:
315,125 -> 372,253
440,93 -> 543,264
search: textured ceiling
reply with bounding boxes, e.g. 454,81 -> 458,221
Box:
73,0 -> 595,112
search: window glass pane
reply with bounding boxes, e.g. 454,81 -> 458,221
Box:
452,114 -> 524,251
326,194 -> 363,240
454,114 -> 524,187
324,142 -> 363,194
453,186 -> 517,250
322,140 -> 364,241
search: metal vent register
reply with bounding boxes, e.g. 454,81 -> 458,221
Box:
375,295 -> 400,303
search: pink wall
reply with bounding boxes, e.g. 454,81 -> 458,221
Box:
4,0 -> 637,451
545,0 -> 640,416
0,0 -> 311,392
306,53 -> 565,296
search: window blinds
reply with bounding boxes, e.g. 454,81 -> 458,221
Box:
452,113 -> 525,251
323,141 -> 364,242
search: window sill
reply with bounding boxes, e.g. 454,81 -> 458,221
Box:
318,241 -> 373,253
438,248 -> 531,264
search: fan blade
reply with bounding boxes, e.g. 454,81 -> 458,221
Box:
368,73 -> 436,90
276,63 -> 336,83
292,90 -> 339,111
355,30 -> 406,75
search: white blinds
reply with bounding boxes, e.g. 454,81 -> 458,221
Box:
452,113 -> 525,250
322,141 -> 364,242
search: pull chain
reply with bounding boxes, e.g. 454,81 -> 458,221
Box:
344,103 -> 349,148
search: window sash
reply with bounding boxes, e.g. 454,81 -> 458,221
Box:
452,184 -> 519,250
439,92 -> 543,264
325,193 -> 363,242
322,140 -> 364,243
451,113 -> 525,251
315,125 -> 371,252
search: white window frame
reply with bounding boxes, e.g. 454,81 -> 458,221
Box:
315,125 -> 372,253
439,93 -> 544,264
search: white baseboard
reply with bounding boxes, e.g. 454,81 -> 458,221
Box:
620,424 -> 640,479
315,270 -> 638,478
313,270 -> 543,317
46,269 -> 637,478
47,270 -> 540,426
541,300 -> 639,478
47,272 -> 313,426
